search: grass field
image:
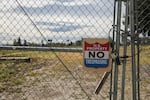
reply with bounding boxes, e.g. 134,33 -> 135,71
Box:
0,45 -> 149,99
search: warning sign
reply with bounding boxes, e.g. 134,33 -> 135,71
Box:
83,38 -> 111,72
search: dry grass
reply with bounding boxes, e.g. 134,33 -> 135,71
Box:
0,45 -> 149,99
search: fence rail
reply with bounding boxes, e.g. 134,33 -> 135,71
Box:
0,46 -> 82,52
0,0 -> 149,100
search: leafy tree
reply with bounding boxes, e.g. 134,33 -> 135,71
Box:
68,41 -> 73,46
75,40 -> 82,46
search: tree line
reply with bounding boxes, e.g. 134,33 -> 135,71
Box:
13,37 -> 82,47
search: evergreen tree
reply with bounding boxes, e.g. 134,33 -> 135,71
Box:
23,39 -> 27,46
13,39 -> 17,46
41,40 -> 44,46
18,37 -> 22,46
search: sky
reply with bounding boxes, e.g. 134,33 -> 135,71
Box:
0,0 -> 114,45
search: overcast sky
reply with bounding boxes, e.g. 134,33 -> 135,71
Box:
0,0 -> 114,45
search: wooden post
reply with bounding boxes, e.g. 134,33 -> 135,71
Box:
95,72 -> 110,94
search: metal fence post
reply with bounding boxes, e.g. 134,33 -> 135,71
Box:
121,0 -> 129,100
134,0 -> 140,99
110,0 -> 117,100
113,0 -> 122,100
130,0 -> 137,99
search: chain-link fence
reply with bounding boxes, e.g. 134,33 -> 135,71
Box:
0,0 -> 150,100
0,0 -> 113,47
0,0 -> 114,100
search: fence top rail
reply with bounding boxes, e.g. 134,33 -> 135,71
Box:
0,46 -> 82,52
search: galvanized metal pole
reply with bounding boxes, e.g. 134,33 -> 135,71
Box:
113,0 -> 122,100
110,0 -> 117,100
121,0 -> 129,100
130,0 -> 137,99
134,0 -> 140,99
136,33 -> 140,100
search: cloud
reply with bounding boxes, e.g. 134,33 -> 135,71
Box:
0,0 -> 113,45
35,21 -> 93,32
14,0 -> 113,17
56,0 -> 75,3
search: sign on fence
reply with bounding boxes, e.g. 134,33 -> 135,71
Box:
83,38 -> 111,72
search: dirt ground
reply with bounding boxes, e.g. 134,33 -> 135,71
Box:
0,61 -> 150,100
0,50 -> 150,100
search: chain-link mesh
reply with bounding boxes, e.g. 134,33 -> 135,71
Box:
0,0 -> 150,100
136,0 -> 150,100
137,0 -> 150,36
0,0 -> 114,100
0,0 -> 113,46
